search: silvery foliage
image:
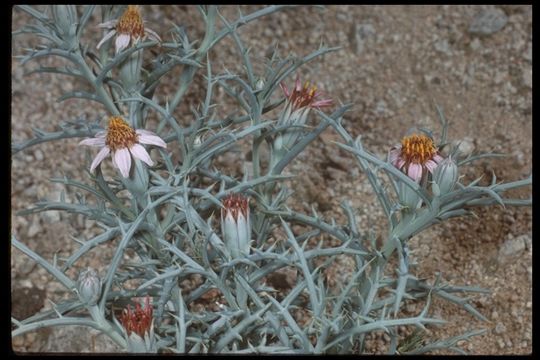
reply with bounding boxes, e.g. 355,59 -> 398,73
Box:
11,5 -> 531,354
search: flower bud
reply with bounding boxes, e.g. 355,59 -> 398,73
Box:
121,158 -> 149,196
193,135 -> 203,149
276,105 -> 308,152
221,194 -> 251,259
398,181 -> 422,211
51,5 -> 78,37
119,49 -> 144,93
125,325 -> 156,353
432,155 -> 459,195
255,77 -> 265,91
77,267 -> 101,306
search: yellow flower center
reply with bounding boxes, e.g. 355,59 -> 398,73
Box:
116,5 -> 145,38
400,134 -> 437,165
291,81 -> 318,109
106,116 -> 138,151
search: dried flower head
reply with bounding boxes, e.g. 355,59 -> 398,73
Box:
221,194 -> 251,259
120,296 -> 153,338
389,133 -> 444,182
79,116 -> 166,178
97,5 -> 161,54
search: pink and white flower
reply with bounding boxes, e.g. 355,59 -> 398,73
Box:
279,75 -> 333,114
97,5 -> 161,54
388,133 -> 444,182
274,75 -> 333,154
79,116 -> 166,178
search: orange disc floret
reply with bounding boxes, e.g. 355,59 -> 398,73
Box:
117,5 -> 145,38
400,134 -> 437,165
105,116 -> 138,151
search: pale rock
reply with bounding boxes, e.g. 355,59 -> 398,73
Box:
469,8 -> 508,35
498,233 -> 532,262
41,210 -> 61,224
44,326 -> 123,353
494,322 -> 506,334
33,149 -> 44,162
27,217 -> 41,238
493,70 -> 507,85
521,68 -> 532,89
470,38 -> 482,51
523,42 -> 532,62
454,137 -> 475,157
434,39 -> 451,55
351,23 -> 376,55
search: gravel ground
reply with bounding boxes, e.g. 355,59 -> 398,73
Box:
11,5 -> 532,354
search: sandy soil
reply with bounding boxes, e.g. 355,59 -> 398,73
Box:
11,5 -> 532,354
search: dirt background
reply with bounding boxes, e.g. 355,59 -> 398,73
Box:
11,5 -> 532,354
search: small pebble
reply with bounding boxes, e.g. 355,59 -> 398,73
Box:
34,149 -> 44,162
12,336 -> 24,348
521,68 -> 532,89
494,322 -> 506,334
27,217 -> 41,238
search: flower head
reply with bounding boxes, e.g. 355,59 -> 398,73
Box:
79,116 -> 167,178
389,133 -> 444,182
221,194 -> 251,259
280,75 -> 333,112
120,296 -> 153,338
274,75 -> 333,156
97,5 -> 161,54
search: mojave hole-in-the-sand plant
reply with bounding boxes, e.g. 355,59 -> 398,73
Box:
11,5 -> 531,354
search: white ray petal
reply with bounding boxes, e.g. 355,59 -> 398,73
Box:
137,132 -> 167,148
425,160 -> 438,173
90,146 -> 110,172
97,30 -> 117,49
98,20 -> 117,29
115,34 -> 131,54
145,27 -> 161,42
408,163 -> 423,182
114,148 -> 132,178
129,144 -> 154,166
80,137 -> 106,147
